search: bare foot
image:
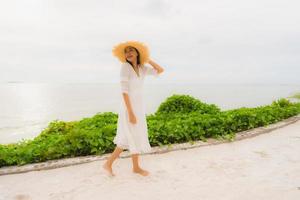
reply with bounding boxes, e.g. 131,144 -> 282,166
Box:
133,167 -> 150,176
102,161 -> 115,177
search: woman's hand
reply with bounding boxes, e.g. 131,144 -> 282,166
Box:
147,59 -> 165,74
128,110 -> 137,124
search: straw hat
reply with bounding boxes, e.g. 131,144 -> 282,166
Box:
112,40 -> 150,65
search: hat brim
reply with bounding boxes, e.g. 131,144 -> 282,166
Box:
112,40 -> 150,65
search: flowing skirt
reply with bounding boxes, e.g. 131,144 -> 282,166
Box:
113,91 -> 152,154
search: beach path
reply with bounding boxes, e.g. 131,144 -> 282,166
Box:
1,120 -> 300,200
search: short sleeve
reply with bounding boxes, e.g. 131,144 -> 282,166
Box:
144,65 -> 159,77
120,63 -> 130,94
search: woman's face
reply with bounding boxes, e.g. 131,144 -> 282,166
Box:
124,46 -> 138,62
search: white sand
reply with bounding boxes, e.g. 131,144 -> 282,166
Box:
1,121 -> 300,200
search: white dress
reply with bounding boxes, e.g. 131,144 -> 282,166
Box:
113,62 -> 160,154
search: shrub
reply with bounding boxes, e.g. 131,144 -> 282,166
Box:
0,97 -> 299,167
156,94 -> 221,115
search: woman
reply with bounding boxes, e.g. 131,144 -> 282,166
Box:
103,41 -> 165,177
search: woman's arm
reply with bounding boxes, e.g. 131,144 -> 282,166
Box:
122,93 -> 134,114
120,63 -> 136,123
148,59 -> 165,74
120,64 -> 134,114
122,93 -> 136,123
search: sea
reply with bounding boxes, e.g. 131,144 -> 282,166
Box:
0,82 -> 299,144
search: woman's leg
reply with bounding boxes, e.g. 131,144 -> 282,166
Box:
103,146 -> 124,176
131,153 -> 150,176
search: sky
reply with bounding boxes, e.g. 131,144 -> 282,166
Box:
0,0 -> 299,85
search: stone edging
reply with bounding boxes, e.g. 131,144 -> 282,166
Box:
1,114 -> 300,176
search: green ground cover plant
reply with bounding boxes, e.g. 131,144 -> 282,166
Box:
1,94 -> 300,167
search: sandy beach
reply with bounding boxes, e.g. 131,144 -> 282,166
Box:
1,120 -> 300,200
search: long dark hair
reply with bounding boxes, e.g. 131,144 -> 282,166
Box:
124,46 -> 141,68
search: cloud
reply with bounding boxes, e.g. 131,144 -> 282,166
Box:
0,0 -> 299,84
